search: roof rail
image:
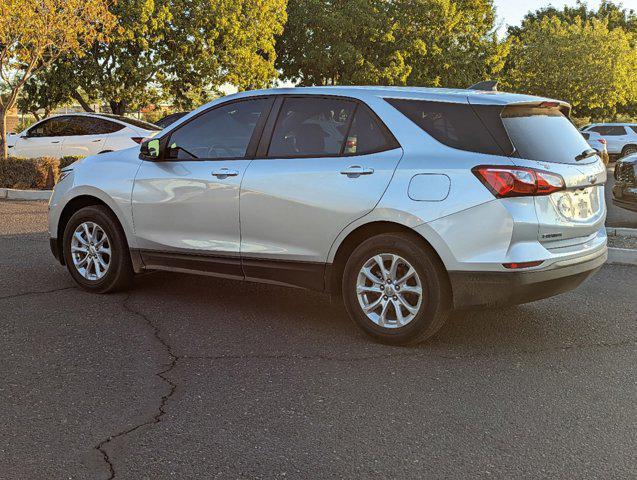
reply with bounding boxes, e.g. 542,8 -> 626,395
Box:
468,81 -> 498,91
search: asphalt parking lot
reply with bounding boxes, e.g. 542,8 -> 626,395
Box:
1,200 -> 636,479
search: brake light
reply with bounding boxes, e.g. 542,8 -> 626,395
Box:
502,261 -> 544,269
472,166 -> 565,198
131,137 -> 144,144
598,139 -> 606,145
539,101 -> 560,108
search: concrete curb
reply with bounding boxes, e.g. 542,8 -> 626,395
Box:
606,227 -> 637,238
0,188 -> 52,201
607,247 -> 637,266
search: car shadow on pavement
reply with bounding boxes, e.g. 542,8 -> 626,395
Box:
125,269 -> 613,358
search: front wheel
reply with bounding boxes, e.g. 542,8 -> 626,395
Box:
342,233 -> 451,345
62,205 -> 133,293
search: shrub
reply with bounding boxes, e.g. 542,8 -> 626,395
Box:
0,157 -> 60,189
59,156 -> 84,169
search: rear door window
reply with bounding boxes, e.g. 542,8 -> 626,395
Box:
267,97 -> 356,157
344,105 -> 400,155
501,106 -> 594,164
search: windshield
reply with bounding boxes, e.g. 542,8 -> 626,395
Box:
502,106 -> 595,164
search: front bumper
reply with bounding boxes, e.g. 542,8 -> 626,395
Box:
612,184 -> 637,212
448,247 -> 607,308
50,237 -> 64,265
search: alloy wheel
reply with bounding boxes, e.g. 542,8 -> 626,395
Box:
356,253 -> 423,328
70,221 -> 111,281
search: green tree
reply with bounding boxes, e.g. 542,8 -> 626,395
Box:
0,0 -> 115,159
503,16 -> 637,119
276,0 -> 507,87
22,0 -> 287,116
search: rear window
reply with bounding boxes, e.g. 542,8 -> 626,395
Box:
386,99 -> 505,155
502,106 -> 593,164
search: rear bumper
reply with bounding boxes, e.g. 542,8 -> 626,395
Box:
449,247 -> 607,308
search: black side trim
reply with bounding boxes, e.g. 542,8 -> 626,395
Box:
449,251 -> 607,308
137,249 -> 327,291
243,257 -> 326,291
140,250 -> 243,279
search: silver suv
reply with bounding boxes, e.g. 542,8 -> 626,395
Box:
49,87 -> 608,345
581,123 -> 637,158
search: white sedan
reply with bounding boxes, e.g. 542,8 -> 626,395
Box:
7,113 -> 161,158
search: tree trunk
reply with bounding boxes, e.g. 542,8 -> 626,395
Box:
72,90 -> 95,113
0,111 -> 8,161
109,100 -> 126,116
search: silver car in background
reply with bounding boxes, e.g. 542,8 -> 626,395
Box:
48,87 -> 607,345
581,123 -> 637,159
581,130 -> 609,165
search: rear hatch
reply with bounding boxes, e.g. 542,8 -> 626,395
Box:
500,104 -> 606,246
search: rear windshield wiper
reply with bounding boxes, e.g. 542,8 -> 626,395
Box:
575,148 -> 598,162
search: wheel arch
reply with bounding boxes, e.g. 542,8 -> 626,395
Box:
55,195 -> 126,266
326,220 -> 450,296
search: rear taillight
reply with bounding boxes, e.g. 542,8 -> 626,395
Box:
131,137 -> 144,144
598,139 -> 606,145
472,166 -> 565,198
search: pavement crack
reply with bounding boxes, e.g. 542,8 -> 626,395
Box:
94,293 -> 180,480
0,286 -> 75,300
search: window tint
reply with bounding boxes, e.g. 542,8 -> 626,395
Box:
581,132 -> 590,140
502,106 -> 592,164
28,117 -> 69,137
344,105 -> 399,155
590,125 -> 626,136
61,116 -> 125,136
167,98 -> 270,160
268,97 -> 356,157
630,126 -> 637,134
97,114 -> 161,131
386,99 -> 504,155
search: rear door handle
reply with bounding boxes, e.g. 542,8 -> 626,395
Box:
92,139 -> 102,143
212,168 -> 239,178
51,141 -> 60,144
340,165 -> 374,177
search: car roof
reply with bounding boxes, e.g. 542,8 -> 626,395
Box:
39,112 -> 159,131
225,85 -> 568,108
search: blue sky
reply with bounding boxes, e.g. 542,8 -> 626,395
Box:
494,0 -> 637,33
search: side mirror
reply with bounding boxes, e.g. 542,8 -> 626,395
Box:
140,138 -> 161,160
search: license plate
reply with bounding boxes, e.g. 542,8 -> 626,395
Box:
554,186 -> 600,221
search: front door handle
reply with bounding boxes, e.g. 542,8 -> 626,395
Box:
51,141 -> 60,144
340,165 -> 374,177
212,168 -> 239,178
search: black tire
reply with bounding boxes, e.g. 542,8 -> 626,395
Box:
341,232 -> 451,346
62,205 -> 133,293
621,145 -> 637,158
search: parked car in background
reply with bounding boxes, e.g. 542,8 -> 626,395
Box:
581,131 -> 609,165
7,113 -> 161,158
48,87 -> 607,345
613,154 -> 637,212
580,123 -> 637,159
155,111 -> 189,129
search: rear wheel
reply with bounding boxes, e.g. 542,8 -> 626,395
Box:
62,205 -> 133,293
621,145 -> 637,157
342,233 -> 451,345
